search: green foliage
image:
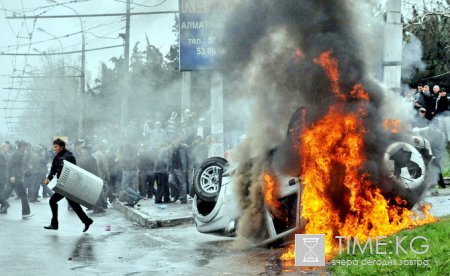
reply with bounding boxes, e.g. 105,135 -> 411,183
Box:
404,11 -> 450,86
87,15 -> 181,137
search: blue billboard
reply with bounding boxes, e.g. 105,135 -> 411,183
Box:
179,0 -> 225,71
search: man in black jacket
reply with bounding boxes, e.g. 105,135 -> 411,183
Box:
43,138 -> 93,232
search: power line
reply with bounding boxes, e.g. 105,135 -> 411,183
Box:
0,44 -> 123,56
10,75 -> 81,78
6,10 -> 178,19
3,87 -> 64,91
0,20 -> 125,50
0,0 -> 90,13
113,0 -> 169,8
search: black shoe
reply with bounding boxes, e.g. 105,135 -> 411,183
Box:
0,202 -> 10,214
134,196 -> 144,206
44,224 -> 58,230
93,209 -> 105,214
83,219 -> 93,232
155,200 -> 163,204
124,202 -> 135,207
180,200 -> 187,204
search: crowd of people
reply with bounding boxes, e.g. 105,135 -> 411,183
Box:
409,84 -> 449,128
0,108 -> 212,219
408,84 -> 449,189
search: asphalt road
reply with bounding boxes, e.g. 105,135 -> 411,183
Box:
1,194 -> 448,276
0,198 -> 292,276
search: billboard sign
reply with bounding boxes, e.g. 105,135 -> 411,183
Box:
179,0 -> 226,71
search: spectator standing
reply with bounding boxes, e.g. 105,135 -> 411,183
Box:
414,84 -> 426,111
118,143 -> 143,207
93,144 -> 110,212
137,145 -> 156,199
0,145 -> 10,214
27,146 -> 51,202
78,145 -> 101,212
154,143 -> 171,203
434,88 -> 449,115
106,145 -> 121,204
170,136 -> 191,204
422,85 -> 434,120
149,121 -> 168,148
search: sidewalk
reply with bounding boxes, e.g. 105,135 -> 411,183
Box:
113,197 -> 194,228
425,177 -> 450,197
114,182 -> 449,229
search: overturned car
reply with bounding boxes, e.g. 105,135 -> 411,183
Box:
192,111 -> 437,245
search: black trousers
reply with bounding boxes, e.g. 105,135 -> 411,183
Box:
49,192 -> 90,226
1,180 -> 30,215
138,172 -> 155,198
155,173 -> 170,202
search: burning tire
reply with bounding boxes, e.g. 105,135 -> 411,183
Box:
381,142 -> 428,209
194,157 -> 228,202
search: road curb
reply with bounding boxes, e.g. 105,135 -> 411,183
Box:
112,201 -> 194,228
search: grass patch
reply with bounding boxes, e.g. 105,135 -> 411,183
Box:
328,217 -> 450,276
444,145 -> 450,177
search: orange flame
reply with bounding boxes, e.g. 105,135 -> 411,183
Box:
314,51 -> 345,100
278,51 -> 437,265
384,119 -> 401,134
263,173 -> 282,209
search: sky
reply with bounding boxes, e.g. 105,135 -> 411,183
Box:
0,0 -> 178,140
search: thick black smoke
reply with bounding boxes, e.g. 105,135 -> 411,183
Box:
212,0 -> 394,243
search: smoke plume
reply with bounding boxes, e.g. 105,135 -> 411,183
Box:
213,0 -> 404,244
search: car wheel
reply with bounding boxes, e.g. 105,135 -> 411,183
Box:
194,157 -> 228,202
381,142 -> 427,209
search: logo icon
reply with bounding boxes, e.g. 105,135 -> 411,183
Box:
295,234 -> 325,266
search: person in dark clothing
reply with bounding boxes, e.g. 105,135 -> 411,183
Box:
43,138 -> 93,232
0,146 -> 10,214
106,146 -> 121,204
154,143 -> 171,203
2,141 -> 32,218
78,145 -> 102,213
434,88 -> 449,115
27,146 -> 52,202
138,146 -> 156,198
118,143 -> 143,207
170,136 -> 191,204
421,85 -> 434,120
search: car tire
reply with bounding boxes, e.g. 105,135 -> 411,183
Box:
380,142 -> 427,209
194,157 -> 228,202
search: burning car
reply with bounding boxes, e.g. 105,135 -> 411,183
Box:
192,108 -> 436,245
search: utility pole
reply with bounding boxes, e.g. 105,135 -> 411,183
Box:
210,72 -> 224,157
383,0 -> 402,93
120,0 -> 131,132
79,26 -> 86,138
